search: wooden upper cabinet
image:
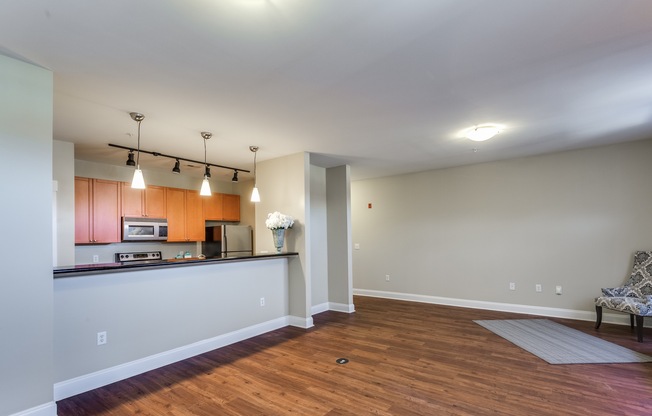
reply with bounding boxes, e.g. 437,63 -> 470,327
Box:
75,177 -> 121,244
145,186 -> 167,218
74,177 -> 92,244
166,187 -> 204,242
185,190 -> 205,241
121,183 -> 167,218
222,194 -> 241,222
203,192 -> 224,220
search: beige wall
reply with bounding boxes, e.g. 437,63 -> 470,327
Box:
352,140 -> 652,318
254,152 -> 312,322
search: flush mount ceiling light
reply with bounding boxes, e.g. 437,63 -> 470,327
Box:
250,146 -> 260,203
465,125 -> 502,142
129,112 -> 146,189
200,132 -> 212,196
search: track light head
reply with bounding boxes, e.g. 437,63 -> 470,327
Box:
172,159 -> 181,174
126,151 -> 136,166
231,171 -> 239,182
204,165 -> 211,178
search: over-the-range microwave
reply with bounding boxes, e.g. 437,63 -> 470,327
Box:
122,217 -> 168,241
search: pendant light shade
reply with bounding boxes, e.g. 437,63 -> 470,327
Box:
251,186 -> 260,202
131,168 -> 145,189
200,132 -> 212,196
200,176 -> 212,196
130,112 -> 146,189
249,146 -> 260,203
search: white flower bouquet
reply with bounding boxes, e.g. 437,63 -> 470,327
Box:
265,211 -> 294,230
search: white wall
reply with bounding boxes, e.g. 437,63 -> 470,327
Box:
0,54 -> 56,415
310,164 -> 329,308
54,259 -> 289,398
352,140 -> 652,316
326,165 -> 353,309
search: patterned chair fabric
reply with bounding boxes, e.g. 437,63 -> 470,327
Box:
595,251 -> 652,342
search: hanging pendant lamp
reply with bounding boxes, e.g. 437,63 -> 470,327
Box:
200,132 -> 212,196
250,146 -> 260,202
130,112 -> 146,189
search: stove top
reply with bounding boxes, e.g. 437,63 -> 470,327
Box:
115,251 -> 163,263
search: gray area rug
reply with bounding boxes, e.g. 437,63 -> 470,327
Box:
474,319 -> 652,364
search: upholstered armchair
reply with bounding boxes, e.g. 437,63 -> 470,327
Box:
595,251 -> 652,342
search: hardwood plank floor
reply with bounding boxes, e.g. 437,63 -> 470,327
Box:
57,296 -> 652,415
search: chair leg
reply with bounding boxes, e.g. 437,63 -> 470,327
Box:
630,314 -> 635,329
635,315 -> 644,342
595,306 -> 603,329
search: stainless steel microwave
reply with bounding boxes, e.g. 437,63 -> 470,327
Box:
122,217 -> 168,241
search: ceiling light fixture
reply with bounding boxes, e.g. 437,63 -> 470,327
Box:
129,112 -> 146,189
465,125 -> 501,142
250,146 -> 260,203
126,150 -> 136,167
200,132 -> 212,196
231,170 -> 239,182
172,159 -> 181,174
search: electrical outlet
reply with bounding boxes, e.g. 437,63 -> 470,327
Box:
509,282 -> 516,291
92,255 -> 99,263
354,243 -> 360,250
97,331 -> 107,346
260,297 -> 265,307
555,285 -> 562,295
535,284 -> 542,293
385,274 -> 390,282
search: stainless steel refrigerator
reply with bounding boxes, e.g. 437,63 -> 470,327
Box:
202,225 -> 253,258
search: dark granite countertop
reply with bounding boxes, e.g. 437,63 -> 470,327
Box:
53,252 -> 299,278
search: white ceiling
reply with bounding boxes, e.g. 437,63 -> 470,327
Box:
2,0 -> 652,182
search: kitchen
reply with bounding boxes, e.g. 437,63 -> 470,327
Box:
49,137 -> 353,403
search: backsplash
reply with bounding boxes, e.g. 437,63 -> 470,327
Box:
75,241 -> 201,265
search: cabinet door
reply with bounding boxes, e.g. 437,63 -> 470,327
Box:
91,179 -> 121,243
203,192 -> 224,220
74,177 -> 92,243
185,190 -> 205,241
222,194 -> 240,222
121,182 -> 144,217
166,187 -> 187,242
144,185 -> 167,218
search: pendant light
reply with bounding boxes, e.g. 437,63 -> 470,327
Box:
250,146 -> 260,202
200,132 -> 212,196
130,112 -> 146,189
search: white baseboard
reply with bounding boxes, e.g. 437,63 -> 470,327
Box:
288,315 -> 314,329
54,316 -> 290,401
9,402 -> 57,416
311,302 -> 356,315
353,288 -> 639,326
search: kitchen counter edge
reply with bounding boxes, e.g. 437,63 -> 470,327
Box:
53,252 -> 299,278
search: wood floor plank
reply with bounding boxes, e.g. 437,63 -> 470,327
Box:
57,296 -> 652,415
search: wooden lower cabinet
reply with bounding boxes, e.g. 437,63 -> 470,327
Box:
75,177 -> 121,244
166,188 -> 204,242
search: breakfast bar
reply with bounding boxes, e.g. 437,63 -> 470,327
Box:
53,252 -> 300,400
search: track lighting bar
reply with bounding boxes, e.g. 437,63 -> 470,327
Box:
108,143 -> 250,174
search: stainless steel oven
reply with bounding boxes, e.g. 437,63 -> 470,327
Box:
122,217 -> 168,241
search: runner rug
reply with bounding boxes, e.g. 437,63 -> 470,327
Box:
474,319 -> 652,364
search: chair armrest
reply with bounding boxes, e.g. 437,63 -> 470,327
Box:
601,287 -> 631,297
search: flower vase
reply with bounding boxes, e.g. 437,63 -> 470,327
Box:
271,228 -> 286,253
